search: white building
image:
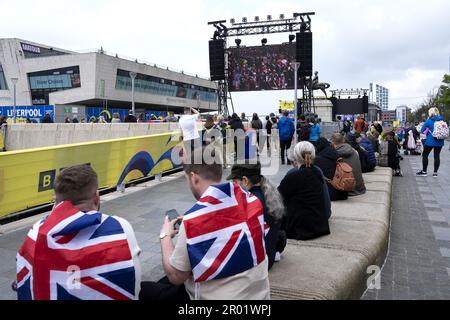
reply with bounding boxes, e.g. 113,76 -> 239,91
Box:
370,83 -> 389,111
395,105 -> 411,124
0,38 -> 218,121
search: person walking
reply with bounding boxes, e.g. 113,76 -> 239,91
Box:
416,107 -> 448,177
278,112 -> 295,165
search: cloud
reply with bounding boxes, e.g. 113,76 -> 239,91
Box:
1,0 -> 449,115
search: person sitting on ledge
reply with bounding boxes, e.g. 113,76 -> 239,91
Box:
330,133 -> 366,196
227,162 -> 287,270
278,141 -> 330,241
15,165 -> 142,300
314,137 -> 349,201
140,147 -> 270,300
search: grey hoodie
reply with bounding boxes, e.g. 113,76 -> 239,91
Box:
335,143 -> 366,196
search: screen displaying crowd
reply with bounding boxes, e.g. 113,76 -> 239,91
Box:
227,44 -> 296,92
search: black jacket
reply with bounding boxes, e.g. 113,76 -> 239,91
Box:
278,166 -> 330,240
315,146 -> 348,201
229,118 -> 244,131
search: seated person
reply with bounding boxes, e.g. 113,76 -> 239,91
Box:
140,147 -> 270,300
330,133 -> 366,196
278,141 -> 330,241
355,133 -> 377,172
227,162 -> 287,270
383,131 -> 403,176
16,165 -> 141,300
346,133 -> 375,173
314,137 -> 349,201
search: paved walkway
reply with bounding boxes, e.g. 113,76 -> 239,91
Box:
363,141 -> 450,300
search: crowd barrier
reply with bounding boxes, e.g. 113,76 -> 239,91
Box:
269,167 -> 393,299
3,123 -> 190,151
0,132 -> 182,219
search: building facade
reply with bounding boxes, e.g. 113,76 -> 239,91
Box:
0,38 -> 218,122
381,110 -> 396,123
395,105 -> 411,124
370,83 -> 389,112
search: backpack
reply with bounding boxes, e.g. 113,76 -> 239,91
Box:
298,123 -> 311,141
432,121 -> 449,140
328,158 -> 356,192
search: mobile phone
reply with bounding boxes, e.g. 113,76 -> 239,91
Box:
166,209 -> 182,230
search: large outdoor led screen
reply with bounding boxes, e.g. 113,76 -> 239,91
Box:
227,43 -> 296,92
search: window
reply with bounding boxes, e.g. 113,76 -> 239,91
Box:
0,64 -> 7,90
115,69 -> 218,103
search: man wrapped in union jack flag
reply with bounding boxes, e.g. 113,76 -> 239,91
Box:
16,165 -> 141,300
140,147 -> 270,300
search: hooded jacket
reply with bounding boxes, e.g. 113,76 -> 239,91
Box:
334,143 -> 366,196
315,145 -> 349,201
422,116 -> 445,147
278,117 -> 295,141
359,138 -> 377,167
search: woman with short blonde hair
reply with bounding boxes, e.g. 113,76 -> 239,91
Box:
416,107 -> 446,177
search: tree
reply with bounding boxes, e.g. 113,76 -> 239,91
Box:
409,74 -> 450,123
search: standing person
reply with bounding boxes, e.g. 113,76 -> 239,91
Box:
354,115 -> 364,134
278,141 -> 330,240
229,113 -> 245,161
64,117 -> 71,123
297,115 -> 311,142
71,115 -> 79,123
278,111 -> 295,165
137,113 -> 146,123
330,133 -> 366,196
309,119 -> 322,147
111,112 -> 121,123
125,111 -> 137,123
270,113 -> 278,151
15,165 -> 142,300
0,116 -> 7,152
227,163 -> 286,270
179,107 -> 201,162
42,112 -> 53,123
250,113 -> 263,153
265,116 -> 273,156
241,112 -> 248,122
140,152 -> 270,300
416,107 -> 447,177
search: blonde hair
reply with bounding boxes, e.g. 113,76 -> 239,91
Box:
429,107 -> 440,118
294,141 -> 315,168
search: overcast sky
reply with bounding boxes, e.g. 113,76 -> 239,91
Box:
1,0 -> 449,115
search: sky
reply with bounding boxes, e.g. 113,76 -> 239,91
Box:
1,0 -> 449,115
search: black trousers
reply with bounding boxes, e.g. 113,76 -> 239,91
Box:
139,277 -> 190,301
280,140 -> 292,164
422,145 -> 443,173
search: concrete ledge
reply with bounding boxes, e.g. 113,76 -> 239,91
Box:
269,167 -> 393,300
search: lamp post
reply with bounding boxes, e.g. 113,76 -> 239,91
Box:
291,63 -> 300,144
129,72 -> 137,116
11,78 -> 18,123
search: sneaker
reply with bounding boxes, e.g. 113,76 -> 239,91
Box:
433,173 -> 438,178
416,171 -> 427,177
274,252 -> 281,262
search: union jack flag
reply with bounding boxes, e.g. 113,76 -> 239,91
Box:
16,201 -> 140,300
183,182 -> 267,283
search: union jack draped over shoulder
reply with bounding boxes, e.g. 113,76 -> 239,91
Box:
16,201 -> 141,300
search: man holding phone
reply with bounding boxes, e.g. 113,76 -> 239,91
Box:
140,146 -> 270,300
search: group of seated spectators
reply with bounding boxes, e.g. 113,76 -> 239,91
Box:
14,111 -> 404,301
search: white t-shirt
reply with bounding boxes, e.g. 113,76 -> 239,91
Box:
169,224 -> 270,300
179,114 -> 200,141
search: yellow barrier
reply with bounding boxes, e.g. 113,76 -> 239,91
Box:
0,132 -> 181,218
